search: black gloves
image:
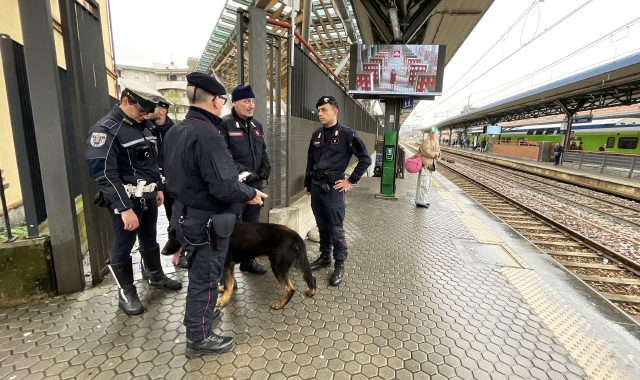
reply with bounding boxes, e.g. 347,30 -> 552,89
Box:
257,164 -> 271,180
245,172 -> 260,184
93,191 -> 111,208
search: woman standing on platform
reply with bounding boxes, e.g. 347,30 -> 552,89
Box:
415,126 -> 441,209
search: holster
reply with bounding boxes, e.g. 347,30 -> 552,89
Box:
93,191 -> 111,208
208,213 -> 236,250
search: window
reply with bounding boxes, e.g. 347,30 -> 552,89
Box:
607,137 -> 615,148
618,137 -> 638,149
534,129 -> 544,135
181,76 -> 186,81
169,75 -> 177,81
545,128 -> 556,135
145,74 -> 150,83
526,129 -> 534,135
134,72 -> 140,79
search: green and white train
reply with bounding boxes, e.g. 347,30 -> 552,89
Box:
470,117 -> 640,153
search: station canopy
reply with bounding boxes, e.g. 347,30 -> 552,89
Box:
423,52 -> 640,132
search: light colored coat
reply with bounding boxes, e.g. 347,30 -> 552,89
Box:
417,138 -> 441,167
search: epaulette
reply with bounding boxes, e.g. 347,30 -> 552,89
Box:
101,119 -> 117,130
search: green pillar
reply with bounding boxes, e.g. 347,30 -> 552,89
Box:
379,131 -> 397,197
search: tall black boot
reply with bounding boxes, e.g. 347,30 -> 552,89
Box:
161,227 -> 182,256
330,260 -> 344,286
140,244 -> 182,290
239,259 -> 267,275
108,260 -> 144,315
310,252 -> 332,271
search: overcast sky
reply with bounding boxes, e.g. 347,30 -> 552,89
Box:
109,0 -> 640,129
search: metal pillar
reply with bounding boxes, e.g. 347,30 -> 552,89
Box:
275,39 -> 282,117
557,99 -> 586,149
18,0 -> 84,293
285,9 -> 296,206
301,0 -> 311,52
249,8 -> 267,130
237,8 -> 246,85
0,35 -> 40,238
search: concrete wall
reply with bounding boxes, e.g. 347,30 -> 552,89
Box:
0,0 -> 115,207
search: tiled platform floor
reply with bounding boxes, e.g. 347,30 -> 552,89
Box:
2,175 -> 640,379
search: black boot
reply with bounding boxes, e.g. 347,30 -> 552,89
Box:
310,252 -> 332,271
330,260 -> 344,286
140,244 -> 182,290
161,227 -> 182,256
185,333 -> 234,357
239,259 -> 267,275
108,260 -> 144,315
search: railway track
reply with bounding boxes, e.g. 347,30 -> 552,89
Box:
403,142 -> 640,320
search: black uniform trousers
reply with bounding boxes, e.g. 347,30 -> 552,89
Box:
310,183 -> 348,261
107,197 -> 158,265
172,208 -> 227,342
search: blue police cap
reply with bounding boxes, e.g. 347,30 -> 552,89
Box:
231,85 -> 255,102
186,72 -> 226,96
316,95 -> 338,108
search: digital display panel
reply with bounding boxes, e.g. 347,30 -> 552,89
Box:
349,44 -> 446,99
485,125 -> 502,135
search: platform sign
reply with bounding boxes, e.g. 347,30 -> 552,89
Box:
401,98 -> 413,109
572,115 -> 593,124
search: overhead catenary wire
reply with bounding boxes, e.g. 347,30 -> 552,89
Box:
410,0 -> 595,120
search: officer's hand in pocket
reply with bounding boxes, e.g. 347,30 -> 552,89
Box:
121,209 -> 139,231
248,190 -> 268,205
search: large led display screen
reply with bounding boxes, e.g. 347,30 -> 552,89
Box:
349,44 -> 446,99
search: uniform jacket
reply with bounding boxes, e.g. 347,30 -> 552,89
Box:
149,116 -> 174,172
218,108 -> 269,175
304,122 -> 372,188
417,138 -> 441,167
163,106 -> 256,213
85,105 -> 162,212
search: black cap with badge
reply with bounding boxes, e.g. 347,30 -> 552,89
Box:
186,72 -> 226,96
316,95 -> 338,109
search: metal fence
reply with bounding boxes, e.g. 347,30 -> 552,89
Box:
562,152 -> 640,179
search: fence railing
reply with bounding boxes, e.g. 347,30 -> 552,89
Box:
562,151 -> 640,179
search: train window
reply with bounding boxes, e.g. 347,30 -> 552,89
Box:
534,129 -> 544,135
526,129 -> 534,135
618,137 -> 638,149
545,128 -> 556,135
606,137 -> 615,148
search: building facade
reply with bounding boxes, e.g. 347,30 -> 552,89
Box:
116,62 -> 189,121
0,0 -> 116,209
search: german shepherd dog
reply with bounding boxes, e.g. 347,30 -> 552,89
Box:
216,222 -> 317,310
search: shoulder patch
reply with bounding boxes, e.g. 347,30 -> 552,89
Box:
90,132 -> 107,147
101,119 -> 117,130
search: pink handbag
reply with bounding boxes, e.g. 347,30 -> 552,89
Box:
405,155 -> 422,173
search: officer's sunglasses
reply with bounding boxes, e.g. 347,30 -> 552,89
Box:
215,95 -> 228,105
131,102 -> 149,115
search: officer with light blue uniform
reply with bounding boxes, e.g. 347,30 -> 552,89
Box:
85,79 -> 182,316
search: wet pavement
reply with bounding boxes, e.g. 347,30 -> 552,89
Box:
2,175 -> 640,379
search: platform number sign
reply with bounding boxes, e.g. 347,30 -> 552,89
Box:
401,98 -> 413,110
393,50 -> 401,58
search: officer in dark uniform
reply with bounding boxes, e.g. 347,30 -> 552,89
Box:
305,96 -> 371,286
218,85 -> 270,275
164,73 -> 267,357
147,97 -> 185,267
85,79 -> 182,316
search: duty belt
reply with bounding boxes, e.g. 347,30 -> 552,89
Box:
174,200 -> 218,220
308,170 -> 345,183
123,182 -> 157,198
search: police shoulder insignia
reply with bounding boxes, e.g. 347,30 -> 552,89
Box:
90,132 -> 107,147
101,119 -> 117,129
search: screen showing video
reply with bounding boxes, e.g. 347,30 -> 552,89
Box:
349,44 -> 445,98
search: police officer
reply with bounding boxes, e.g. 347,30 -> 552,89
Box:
85,79 -> 182,316
164,73 -> 267,357
218,85 -> 270,275
147,97 -> 186,267
305,96 -> 371,286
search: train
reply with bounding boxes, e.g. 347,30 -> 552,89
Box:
466,117 -> 640,153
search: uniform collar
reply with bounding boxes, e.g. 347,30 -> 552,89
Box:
186,106 -> 223,127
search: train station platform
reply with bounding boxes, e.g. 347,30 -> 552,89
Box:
2,175 -> 640,379
440,146 -> 640,201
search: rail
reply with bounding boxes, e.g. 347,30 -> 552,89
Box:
563,151 -> 640,179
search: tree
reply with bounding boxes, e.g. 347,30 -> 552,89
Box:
165,89 -> 184,121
